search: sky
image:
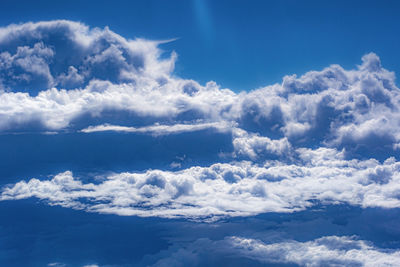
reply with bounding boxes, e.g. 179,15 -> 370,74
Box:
1,1 -> 400,267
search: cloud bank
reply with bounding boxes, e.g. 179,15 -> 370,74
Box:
222,235 -> 400,267
143,235 -> 400,267
0,20 -> 398,160
2,149 -> 400,219
40,235 -> 400,266
1,20 -> 400,223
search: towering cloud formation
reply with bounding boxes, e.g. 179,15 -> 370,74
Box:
0,20 -> 175,92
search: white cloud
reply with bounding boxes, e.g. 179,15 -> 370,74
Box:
0,42 -> 55,90
0,79 -> 236,130
2,18 -> 400,267
0,20 -> 176,91
232,128 -> 293,160
226,235 -> 400,267
80,121 -> 234,136
0,21 -> 399,160
147,235 -> 400,267
1,20 -> 400,223
2,149 -> 400,220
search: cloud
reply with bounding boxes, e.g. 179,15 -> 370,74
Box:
0,20 -> 176,92
0,78 -> 236,131
232,128 -> 293,160
0,21 -> 399,161
47,263 -> 67,267
2,148 -> 400,219
144,235 -> 400,267
80,121 -> 233,136
226,235 -> 400,267
2,19 -> 400,267
0,42 -> 55,91
1,20 -> 400,222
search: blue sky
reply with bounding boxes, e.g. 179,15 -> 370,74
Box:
1,1 -> 400,267
1,0 -> 400,91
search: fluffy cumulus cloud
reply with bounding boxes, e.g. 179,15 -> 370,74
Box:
0,20 -> 399,161
3,19 -> 400,266
1,20 -> 400,223
2,148 -> 400,219
0,20 -> 175,92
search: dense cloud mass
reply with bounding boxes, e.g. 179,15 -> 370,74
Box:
2,19 -> 400,266
0,21 -> 399,160
1,20 -> 400,219
0,20 -> 175,92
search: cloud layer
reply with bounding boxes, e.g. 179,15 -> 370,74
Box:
1,20 -> 400,222
142,235 -> 400,267
218,235 -> 400,267
2,148 -> 400,219
0,20 -> 399,161
1,20 -> 400,266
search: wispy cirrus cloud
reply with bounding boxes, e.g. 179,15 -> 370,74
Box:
80,121 -> 233,136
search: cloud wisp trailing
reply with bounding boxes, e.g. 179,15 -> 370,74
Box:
80,121 -> 233,136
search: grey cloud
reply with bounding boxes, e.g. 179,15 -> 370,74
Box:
0,20 -> 175,92
0,42 -> 54,91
